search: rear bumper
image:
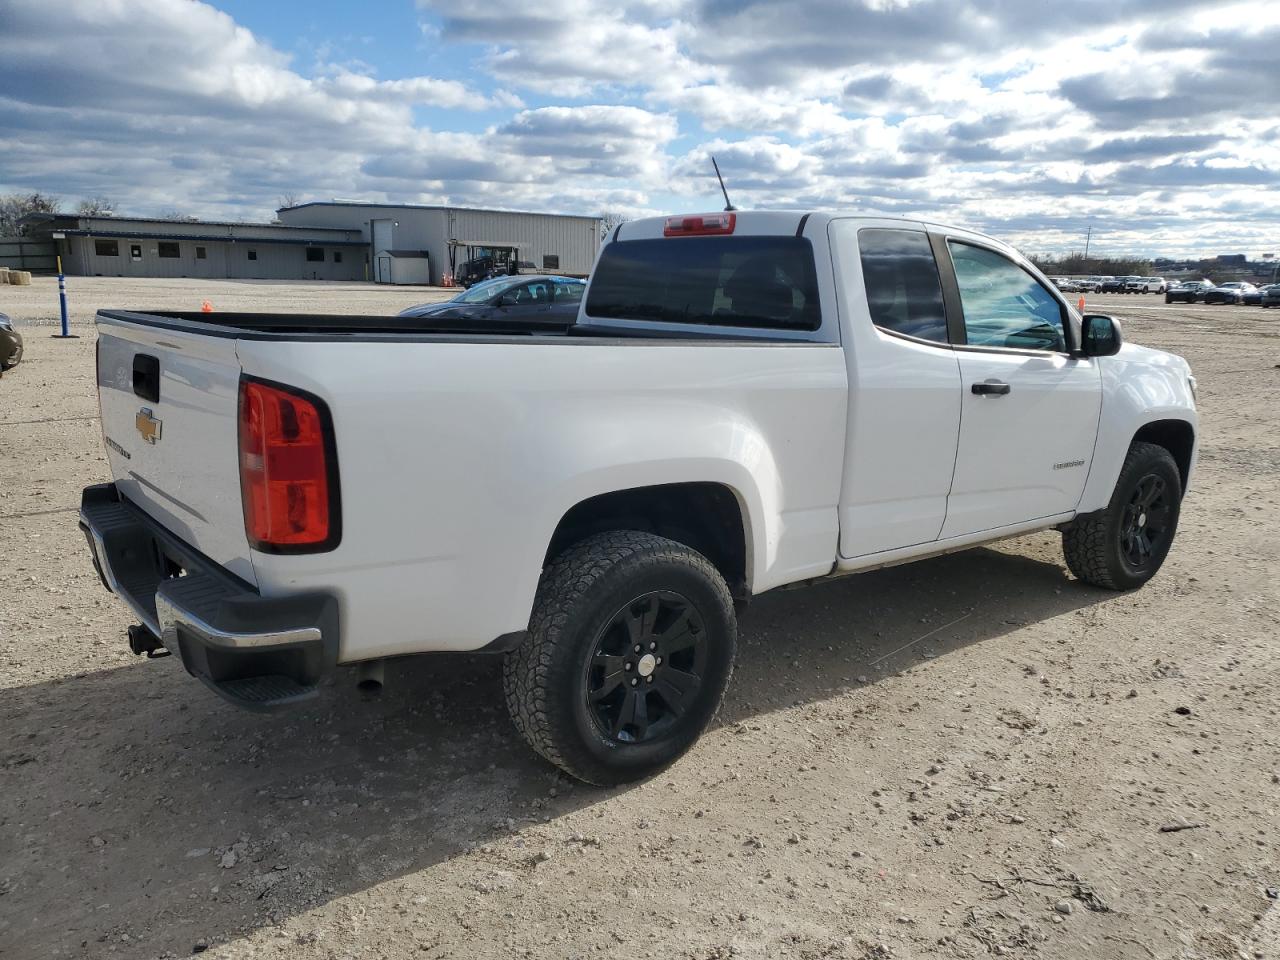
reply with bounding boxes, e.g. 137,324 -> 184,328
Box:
79,483 -> 339,710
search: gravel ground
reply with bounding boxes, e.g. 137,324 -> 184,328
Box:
0,281 -> 1277,960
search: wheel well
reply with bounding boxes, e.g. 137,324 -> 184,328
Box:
545,483 -> 749,597
1133,419 -> 1195,488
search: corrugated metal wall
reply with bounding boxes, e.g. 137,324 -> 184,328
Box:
72,236 -> 364,281
0,237 -> 57,272
278,204 -> 603,283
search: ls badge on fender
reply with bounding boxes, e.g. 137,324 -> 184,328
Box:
135,408 -> 163,445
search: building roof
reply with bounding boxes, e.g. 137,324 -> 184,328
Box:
58,228 -> 367,247
278,200 -> 603,223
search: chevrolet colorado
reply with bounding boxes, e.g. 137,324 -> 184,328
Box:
80,211 -> 1198,784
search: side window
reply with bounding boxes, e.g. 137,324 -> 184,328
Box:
947,242 -> 1066,352
554,281 -> 584,303
857,228 -> 948,343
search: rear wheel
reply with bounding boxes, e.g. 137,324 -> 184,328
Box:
1062,442 -> 1182,590
503,531 -> 736,785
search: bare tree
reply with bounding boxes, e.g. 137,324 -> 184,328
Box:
278,192 -> 300,210
599,210 -> 629,241
0,192 -> 60,236
157,209 -> 188,221
76,196 -> 116,216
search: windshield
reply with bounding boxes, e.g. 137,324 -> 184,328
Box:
585,236 -> 821,330
453,276 -> 526,304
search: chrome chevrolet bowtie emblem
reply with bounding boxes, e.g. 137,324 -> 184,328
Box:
135,408 -> 162,444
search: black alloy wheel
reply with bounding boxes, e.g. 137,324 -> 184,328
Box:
1062,441 -> 1182,590
503,531 -> 736,785
1119,474 -> 1172,572
584,591 -> 707,744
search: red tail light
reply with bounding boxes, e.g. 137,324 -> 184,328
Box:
663,213 -> 736,237
238,378 -> 340,552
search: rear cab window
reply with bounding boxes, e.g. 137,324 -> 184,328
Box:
856,228 -> 948,344
584,236 -> 822,332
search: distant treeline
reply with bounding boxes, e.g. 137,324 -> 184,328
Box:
1028,255 -> 1153,276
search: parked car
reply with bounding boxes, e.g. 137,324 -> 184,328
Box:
1261,284 -> 1280,308
0,312 -> 23,371
399,275 -> 586,323
1082,276 -> 1107,292
79,210 -> 1197,785
1057,278 -> 1082,292
1204,281 -> 1257,305
1242,284 -> 1266,305
1127,277 -> 1166,294
1100,276 -> 1126,293
1165,280 -> 1214,303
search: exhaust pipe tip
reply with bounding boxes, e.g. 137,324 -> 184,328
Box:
355,659 -> 385,699
127,623 -> 166,658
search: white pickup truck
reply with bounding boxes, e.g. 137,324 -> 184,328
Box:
81,211 -> 1198,784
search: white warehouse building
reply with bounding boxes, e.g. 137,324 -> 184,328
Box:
276,201 -> 603,285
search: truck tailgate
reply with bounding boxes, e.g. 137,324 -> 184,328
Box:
96,315 -> 256,585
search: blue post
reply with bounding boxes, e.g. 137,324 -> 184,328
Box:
53,254 -> 79,339
58,273 -> 69,335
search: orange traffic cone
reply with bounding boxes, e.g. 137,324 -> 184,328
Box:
1077,295 -> 1086,312
201,300 -> 213,313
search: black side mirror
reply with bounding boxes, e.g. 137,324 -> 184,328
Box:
1080,314 -> 1123,357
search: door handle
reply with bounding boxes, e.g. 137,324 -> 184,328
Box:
971,380 -> 1011,396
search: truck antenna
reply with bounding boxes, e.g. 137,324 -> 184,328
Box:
711,156 -> 737,212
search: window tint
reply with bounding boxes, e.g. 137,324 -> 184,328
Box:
195,246 -> 207,260
857,228 -> 948,343
506,281 -> 551,305
247,249 -> 258,261
333,250 -> 342,263
157,241 -> 180,259
130,244 -> 142,261
94,239 -> 119,257
543,254 -> 560,270
553,280 -> 584,303
306,247 -> 324,262
947,242 -> 1066,352
586,236 -> 820,330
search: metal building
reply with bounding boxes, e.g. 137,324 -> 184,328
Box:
28,214 -> 367,281
276,201 -> 603,285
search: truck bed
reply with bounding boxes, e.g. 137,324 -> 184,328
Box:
97,310 -> 780,342
98,309 -> 579,340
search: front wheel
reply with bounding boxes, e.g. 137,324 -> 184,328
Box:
503,531 -> 737,785
1062,442 -> 1182,590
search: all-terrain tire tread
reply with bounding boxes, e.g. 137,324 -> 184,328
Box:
1062,441 -> 1179,590
502,530 -> 734,783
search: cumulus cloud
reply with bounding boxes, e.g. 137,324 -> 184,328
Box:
1,0 -> 1278,253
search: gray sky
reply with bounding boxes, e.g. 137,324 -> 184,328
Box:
1,0 -> 1276,257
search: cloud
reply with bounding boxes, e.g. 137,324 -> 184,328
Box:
0,0 -> 1277,255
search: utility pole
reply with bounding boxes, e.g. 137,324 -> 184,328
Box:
1083,225 -> 1092,260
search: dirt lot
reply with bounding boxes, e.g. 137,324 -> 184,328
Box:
1,280 -> 1277,960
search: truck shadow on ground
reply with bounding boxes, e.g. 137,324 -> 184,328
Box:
0,538 -> 1107,958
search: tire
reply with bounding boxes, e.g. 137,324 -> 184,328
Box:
1164,296 -> 1172,304
1062,441 -> 1182,590
503,531 -> 737,785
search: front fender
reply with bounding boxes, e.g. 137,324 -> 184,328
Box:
1077,347 -> 1197,513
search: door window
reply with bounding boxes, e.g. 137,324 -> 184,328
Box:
947,242 -> 1066,352
858,228 -> 948,343
553,280 -> 584,303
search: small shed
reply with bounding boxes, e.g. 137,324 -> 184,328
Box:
377,249 -> 432,285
